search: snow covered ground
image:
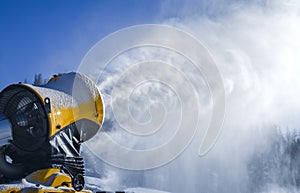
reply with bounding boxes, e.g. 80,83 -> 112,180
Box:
0,177 -> 171,193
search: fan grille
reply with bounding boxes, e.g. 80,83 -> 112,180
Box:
0,85 -> 49,151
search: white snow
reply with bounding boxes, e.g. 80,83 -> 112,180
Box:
27,72 -> 101,109
124,187 -> 170,193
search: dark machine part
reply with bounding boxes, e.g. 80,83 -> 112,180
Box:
0,85 -> 49,151
49,121 -> 86,191
0,85 -> 86,190
0,85 -> 51,182
0,114 -> 12,146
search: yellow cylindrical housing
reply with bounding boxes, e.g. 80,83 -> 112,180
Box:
0,72 -> 104,190
24,72 -> 104,141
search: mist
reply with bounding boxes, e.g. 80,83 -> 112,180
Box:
82,1 -> 300,192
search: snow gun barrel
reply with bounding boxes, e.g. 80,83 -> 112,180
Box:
0,72 -> 104,192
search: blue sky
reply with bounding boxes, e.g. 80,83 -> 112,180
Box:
0,0 -> 273,90
0,0 -> 163,89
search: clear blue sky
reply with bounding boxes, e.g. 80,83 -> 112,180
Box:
0,0 -> 163,89
0,0 -> 256,90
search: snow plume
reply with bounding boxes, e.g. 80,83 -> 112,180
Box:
82,1 -> 300,192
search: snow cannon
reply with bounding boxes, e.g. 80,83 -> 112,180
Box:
0,72 -> 104,192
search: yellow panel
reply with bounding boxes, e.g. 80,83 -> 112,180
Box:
48,93 -> 104,137
1,188 -> 91,193
26,169 -> 72,188
0,188 -> 20,193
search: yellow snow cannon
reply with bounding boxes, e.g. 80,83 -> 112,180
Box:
0,72 -> 104,192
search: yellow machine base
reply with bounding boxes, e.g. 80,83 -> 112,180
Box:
1,188 -> 91,193
0,169 -> 91,193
